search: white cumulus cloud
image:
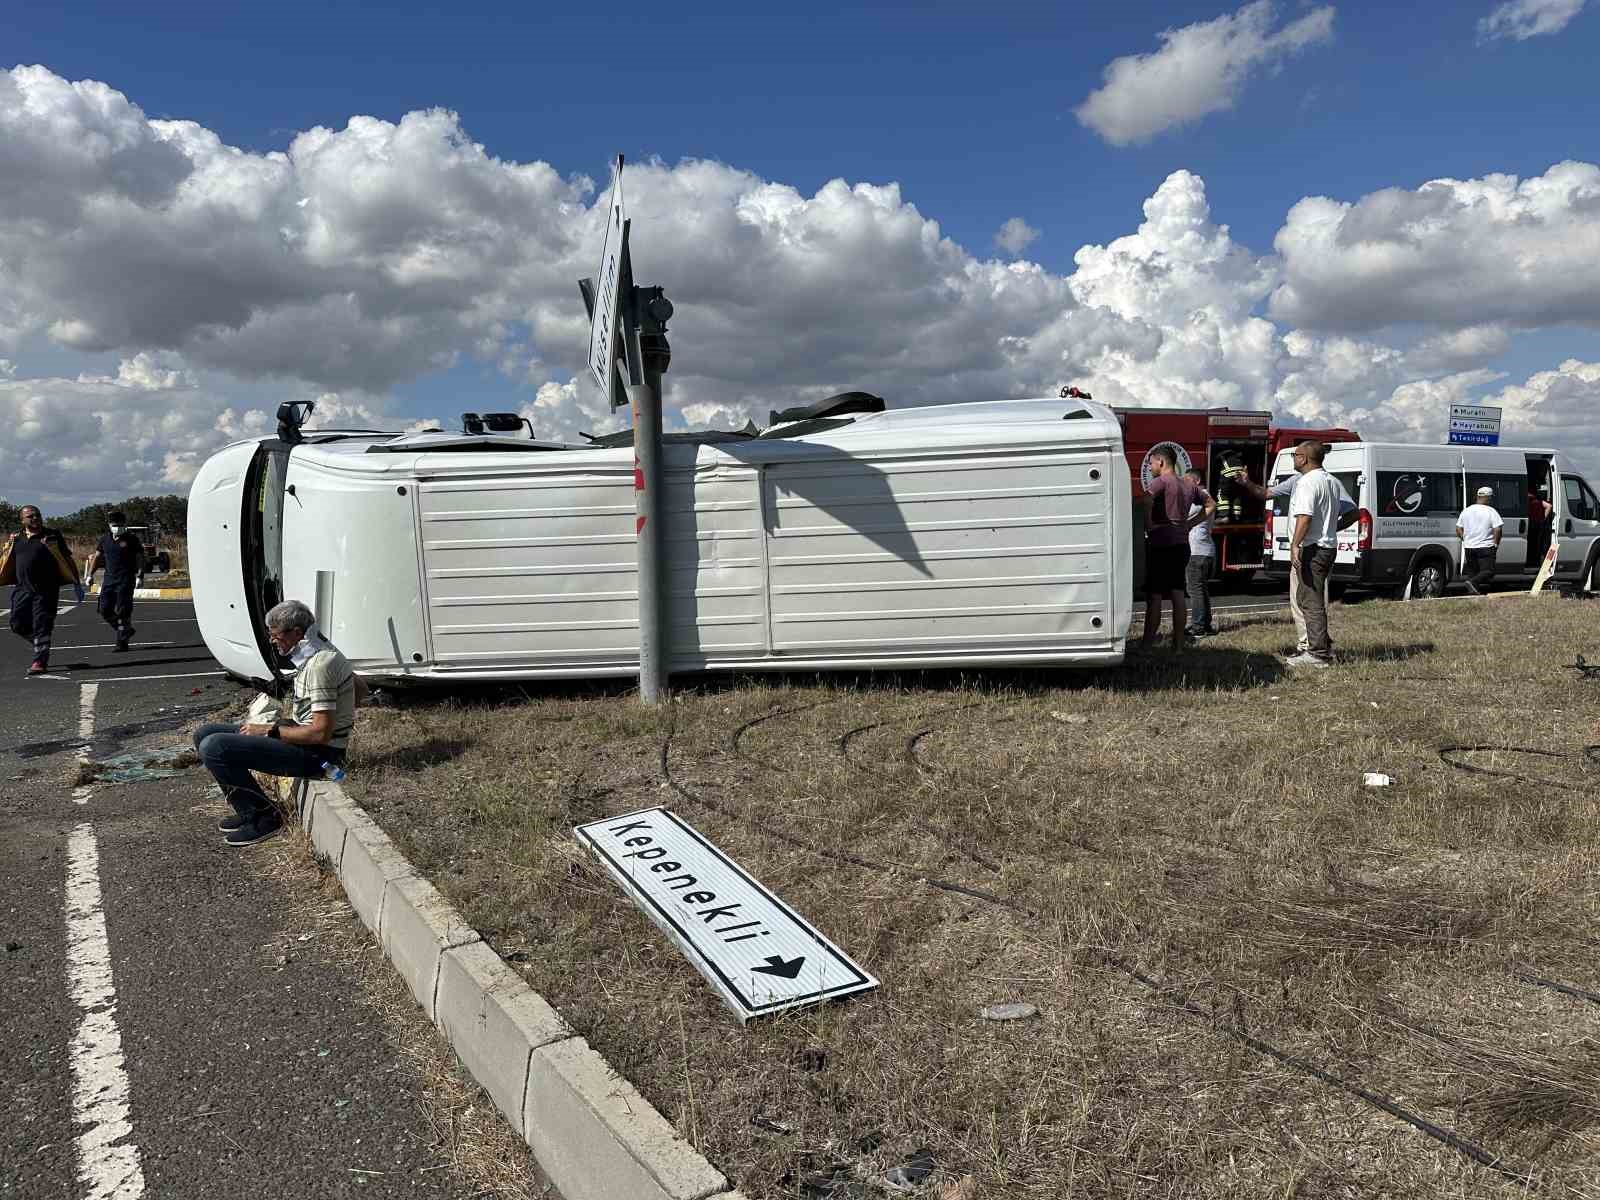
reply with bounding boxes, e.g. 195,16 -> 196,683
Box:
2,64 -> 1600,503
1477,0 -> 1586,41
1271,161 -> 1600,333
1074,1 -> 1336,146
994,217 -> 1040,256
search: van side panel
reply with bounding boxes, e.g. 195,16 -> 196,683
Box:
763,448 -> 1116,656
419,469 -> 640,668
281,458 -> 429,670
664,459 -> 768,665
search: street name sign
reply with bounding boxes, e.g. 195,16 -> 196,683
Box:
586,156 -> 631,408
574,807 -> 880,1023
1448,403 -> 1501,447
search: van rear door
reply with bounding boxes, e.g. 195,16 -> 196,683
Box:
188,440 -> 290,687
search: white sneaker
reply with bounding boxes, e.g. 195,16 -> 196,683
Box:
1284,652 -> 1331,669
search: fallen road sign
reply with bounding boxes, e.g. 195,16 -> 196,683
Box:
574,807 -> 880,1022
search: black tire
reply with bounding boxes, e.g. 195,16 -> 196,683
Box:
1410,559 -> 1448,599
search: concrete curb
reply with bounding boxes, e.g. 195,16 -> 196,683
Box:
82,584 -> 193,599
281,777 -> 746,1200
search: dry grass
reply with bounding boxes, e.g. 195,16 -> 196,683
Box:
343,593 -> 1600,1199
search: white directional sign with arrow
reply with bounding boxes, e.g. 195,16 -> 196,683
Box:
575,807 -> 879,1022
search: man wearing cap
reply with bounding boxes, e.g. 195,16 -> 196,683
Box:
1456,487 -> 1503,594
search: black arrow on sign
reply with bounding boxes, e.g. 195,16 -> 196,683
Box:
750,955 -> 805,979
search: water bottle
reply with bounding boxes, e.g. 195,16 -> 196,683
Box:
322,761 -> 346,783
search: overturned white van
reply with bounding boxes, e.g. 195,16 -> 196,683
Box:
188,395 -> 1134,689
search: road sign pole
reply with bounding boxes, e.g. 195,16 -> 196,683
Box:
630,287 -> 674,704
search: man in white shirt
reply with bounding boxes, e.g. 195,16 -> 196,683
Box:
1285,441 -> 1343,667
1455,486 -> 1503,594
1232,459 -> 1357,656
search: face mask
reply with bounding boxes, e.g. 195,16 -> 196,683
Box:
109,525 -> 124,537
288,624 -> 328,667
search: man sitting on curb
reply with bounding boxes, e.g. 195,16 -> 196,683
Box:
192,599 -> 360,847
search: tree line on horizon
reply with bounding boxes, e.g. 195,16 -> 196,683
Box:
1,494 -> 188,539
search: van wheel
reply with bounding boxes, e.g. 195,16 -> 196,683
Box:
1410,560 -> 1447,599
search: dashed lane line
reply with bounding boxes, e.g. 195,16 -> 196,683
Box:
73,683 -> 99,805
64,822 -> 147,1200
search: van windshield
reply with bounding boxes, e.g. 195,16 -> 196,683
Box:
242,444 -> 291,661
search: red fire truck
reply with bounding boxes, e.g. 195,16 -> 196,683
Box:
1111,406 -> 1359,588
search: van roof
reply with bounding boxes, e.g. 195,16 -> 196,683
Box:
1277,441 -> 1567,459
276,397 -> 1126,471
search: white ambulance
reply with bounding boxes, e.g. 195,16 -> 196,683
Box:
1263,442 -> 1600,597
189,395 -> 1134,690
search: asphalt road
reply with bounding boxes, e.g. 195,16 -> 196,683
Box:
0,595 -> 479,1199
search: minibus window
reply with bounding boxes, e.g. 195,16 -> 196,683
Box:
1465,474 -> 1528,517
241,444 -> 292,675
1564,477 -> 1598,522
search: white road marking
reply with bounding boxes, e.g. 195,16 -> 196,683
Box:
74,683 -> 99,805
64,822 -> 147,1200
52,642 -> 176,651
69,671 -> 225,685
94,618 -> 197,625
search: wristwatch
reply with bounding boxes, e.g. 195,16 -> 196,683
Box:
268,723 -> 282,739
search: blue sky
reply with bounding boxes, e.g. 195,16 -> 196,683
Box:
14,0 -> 1597,263
3,0 -> 1599,504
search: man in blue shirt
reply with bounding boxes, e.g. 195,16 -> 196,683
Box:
84,511 -> 143,652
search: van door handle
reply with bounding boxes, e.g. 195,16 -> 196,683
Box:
1518,519 -> 1525,534
1567,519 -> 1574,534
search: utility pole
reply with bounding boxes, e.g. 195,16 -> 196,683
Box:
579,156 -> 675,704
627,286 -> 673,703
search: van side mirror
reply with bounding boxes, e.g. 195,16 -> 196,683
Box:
276,400 -> 315,444
462,412 -> 533,437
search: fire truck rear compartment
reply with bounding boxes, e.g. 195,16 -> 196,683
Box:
1208,439 -> 1267,574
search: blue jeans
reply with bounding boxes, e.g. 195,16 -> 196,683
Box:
1185,554 -> 1214,631
192,721 -> 329,819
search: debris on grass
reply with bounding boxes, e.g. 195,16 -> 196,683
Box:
1048,711 -> 1090,725
979,1002 -> 1038,1021
884,1147 -> 936,1191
